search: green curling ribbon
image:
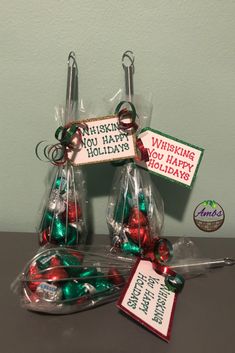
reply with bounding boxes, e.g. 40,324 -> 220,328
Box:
62,281 -> 87,300
35,121 -> 88,165
58,254 -> 82,277
121,240 -> 141,255
94,278 -> 112,292
203,200 -> 217,208
138,192 -> 148,214
154,238 -> 173,264
55,124 -> 78,147
165,274 -> 185,293
114,101 -> 137,122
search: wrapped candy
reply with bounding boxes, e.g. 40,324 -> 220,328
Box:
106,51 -> 164,255
37,52 -> 88,246
107,162 -> 164,255
12,242 -> 187,314
12,246 -> 131,314
13,239 -> 206,314
38,165 -> 87,246
111,237 -> 235,284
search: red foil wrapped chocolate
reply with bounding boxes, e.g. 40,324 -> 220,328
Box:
128,207 -> 148,227
108,268 -> 125,286
126,225 -> 151,247
62,201 -> 82,223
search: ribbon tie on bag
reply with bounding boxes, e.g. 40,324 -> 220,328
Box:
115,101 -> 149,162
36,121 -> 88,165
115,101 -> 138,132
143,238 -> 185,293
135,138 -> 149,162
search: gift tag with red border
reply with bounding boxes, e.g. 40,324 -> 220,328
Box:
117,259 -> 177,342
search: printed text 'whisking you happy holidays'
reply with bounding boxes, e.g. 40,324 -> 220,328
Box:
67,116 -> 136,165
138,128 -> 204,188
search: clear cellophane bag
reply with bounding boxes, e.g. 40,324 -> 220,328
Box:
37,104 -> 91,246
12,245 -> 133,314
106,90 -> 164,255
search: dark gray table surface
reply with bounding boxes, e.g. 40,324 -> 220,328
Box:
2,233 -> 235,353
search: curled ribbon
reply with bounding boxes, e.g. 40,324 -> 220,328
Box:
35,121 -> 88,165
114,101 -> 149,163
154,262 -> 185,293
135,138 -> 149,162
115,101 -> 138,132
143,238 -> 185,293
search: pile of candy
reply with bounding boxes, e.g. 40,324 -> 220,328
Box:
107,163 -> 164,255
119,198 -> 152,255
39,166 -> 87,246
16,246 -> 130,314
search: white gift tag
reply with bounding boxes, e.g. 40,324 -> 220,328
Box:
138,128 -> 204,188
67,115 -> 136,165
117,259 -> 177,342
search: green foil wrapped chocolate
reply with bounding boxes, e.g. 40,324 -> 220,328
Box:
114,191 -> 148,225
50,218 -> 66,243
59,253 -> 82,277
55,176 -> 66,191
121,240 -> 141,255
79,267 -> 98,284
42,211 -> 53,229
114,192 -> 132,223
45,218 -> 79,245
67,224 -> 79,245
62,281 -> 87,300
138,192 -> 148,214
36,253 -> 53,271
94,278 -> 112,292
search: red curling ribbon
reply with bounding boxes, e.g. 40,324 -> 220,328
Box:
143,238 -> 173,264
35,121 -> 88,165
115,101 -> 138,133
153,261 -> 175,278
35,141 -> 66,166
113,101 -> 149,163
154,238 -> 173,264
142,237 -> 185,293
47,143 -> 68,166
135,138 -> 149,162
118,108 -> 138,132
